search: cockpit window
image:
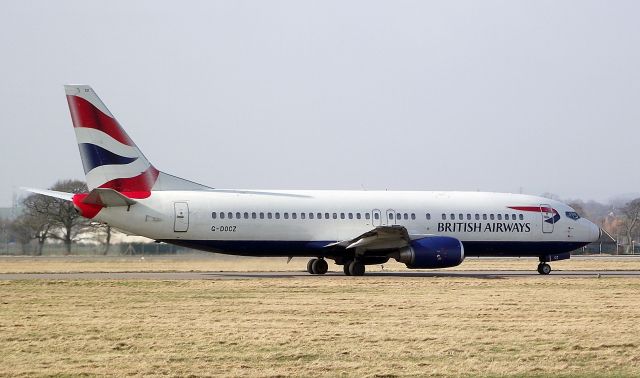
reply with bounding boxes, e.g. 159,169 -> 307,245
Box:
566,211 -> 580,220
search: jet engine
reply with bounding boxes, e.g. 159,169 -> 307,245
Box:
395,236 -> 464,269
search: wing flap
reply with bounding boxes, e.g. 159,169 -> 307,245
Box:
328,225 -> 411,251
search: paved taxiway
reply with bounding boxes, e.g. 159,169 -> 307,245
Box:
1,270 -> 639,280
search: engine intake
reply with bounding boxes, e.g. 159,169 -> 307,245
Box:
397,236 -> 464,269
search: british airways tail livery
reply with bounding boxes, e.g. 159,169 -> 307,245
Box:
27,85 -> 601,276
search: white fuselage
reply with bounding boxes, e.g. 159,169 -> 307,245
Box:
94,190 -> 600,258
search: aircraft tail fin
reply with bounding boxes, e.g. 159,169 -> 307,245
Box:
64,85 -> 211,196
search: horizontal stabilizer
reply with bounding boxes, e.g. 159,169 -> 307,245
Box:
21,187 -> 73,201
82,188 -> 137,207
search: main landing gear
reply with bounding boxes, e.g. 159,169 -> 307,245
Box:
343,260 -> 365,276
537,262 -> 552,275
307,258 -> 328,275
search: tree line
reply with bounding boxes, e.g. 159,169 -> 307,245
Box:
1,179 -> 113,255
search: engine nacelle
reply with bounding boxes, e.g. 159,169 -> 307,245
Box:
396,236 -> 465,269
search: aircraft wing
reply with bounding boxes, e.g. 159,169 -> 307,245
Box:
326,225 -> 412,251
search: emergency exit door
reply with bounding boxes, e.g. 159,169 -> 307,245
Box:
174,202 -> 189,232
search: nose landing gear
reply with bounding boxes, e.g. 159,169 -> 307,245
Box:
537,262 -> 552,275
537,253 -> 570,275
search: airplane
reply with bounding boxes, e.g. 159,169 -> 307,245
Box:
26,85 -> 601,276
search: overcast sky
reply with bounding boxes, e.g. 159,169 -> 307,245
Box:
1,1 -> 639,207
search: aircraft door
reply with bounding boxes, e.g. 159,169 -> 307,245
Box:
540,204 -> 554,234
386,209 -> 397,225
372,209 -> 382,227
174,202 -> 189,232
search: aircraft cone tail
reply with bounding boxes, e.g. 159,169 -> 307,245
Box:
65,85 -> 211,196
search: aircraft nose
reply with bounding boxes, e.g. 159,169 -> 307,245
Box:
589,221 -> 601,242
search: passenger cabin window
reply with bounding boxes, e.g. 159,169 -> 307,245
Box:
411,213 -> 416,220
365,213 -> 371,220
252,212 -> 257,219
458,214 -> 463,220
333,213 -> 337,220
389,213 -> 394,220
356,213 -> 361,220
466,214 -> 471,220
450,214 -> 455,220
268,213 -> 273,219
490,214 -> 495,220
220,212 -> 225,219
404,213 -> 408,220
228,212 -> 233,219
244,212 -> 248,219
275,213 -> 280,219
212,212 -> 217,219
374,213 -> 379,220
426,213 -> 431,220
300,213 -> 305,219
475,214 -> 480,220
519,214 -> 524,220
340,213 -> 345,219
236,212 -> 241,219
292,213 -> 297,219
441,214 -> 446,220
511,214 -> 516,220
260,212 -> 264,219
325,213 -> 329,219
348,213 -> 353,219
284,213 -> 289,219
497,214 -> 502,220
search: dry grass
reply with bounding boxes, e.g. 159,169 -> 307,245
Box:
1,254 -> 640,274
1,277 -> 640,377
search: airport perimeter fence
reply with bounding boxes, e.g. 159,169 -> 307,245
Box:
0,241 -> 186,256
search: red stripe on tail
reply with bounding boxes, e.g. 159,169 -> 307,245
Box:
66,95 -> 134,146
98,166 -> 159,198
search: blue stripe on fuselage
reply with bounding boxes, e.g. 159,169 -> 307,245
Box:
158,239 -> 590,258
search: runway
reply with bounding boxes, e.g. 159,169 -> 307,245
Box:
1,270 -> 640,280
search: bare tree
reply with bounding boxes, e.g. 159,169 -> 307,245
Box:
24,180 -> 92,254
47,180 -> 92,254
93,223 -> 115,255
9,215 -> 34,254
21,193 -> 54,255
620,198 -> 640,254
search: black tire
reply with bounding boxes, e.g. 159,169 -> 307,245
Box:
349,261 -> 366,276
537,264 -> 543,274
343,263 -> 352,276
307,259 -> 317,274
312,258 -> 328,275
540,263 -> 551,275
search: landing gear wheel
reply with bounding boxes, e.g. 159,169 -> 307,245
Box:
307,259 -> 317,274
312,258 -> 328,275
348,261 -> 366,276
343,263 -> 352,276
538,263 -> 551,275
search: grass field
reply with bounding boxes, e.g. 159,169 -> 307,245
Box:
1,254 -> 640,273
2,257 -> 640,377
1,277 -> 640,377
